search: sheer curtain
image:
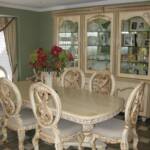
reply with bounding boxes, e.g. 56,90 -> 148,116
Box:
0,17 -> 17,81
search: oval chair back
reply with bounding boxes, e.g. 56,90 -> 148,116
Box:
125,82 -> 145,128
89,71 -> 115,96
61,68 -> 85,89
29,82 -> 62,128
0,78 -> 22,117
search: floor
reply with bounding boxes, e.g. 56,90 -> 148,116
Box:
0,114 -> 150,150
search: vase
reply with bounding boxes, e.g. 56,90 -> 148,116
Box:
41,71 -> 53,88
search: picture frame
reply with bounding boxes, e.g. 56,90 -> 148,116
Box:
130,17 -> 145,31
130,21 -> 138,31
123,34 -> 135,47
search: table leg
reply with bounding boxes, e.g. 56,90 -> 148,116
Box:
82,124 -> 106,150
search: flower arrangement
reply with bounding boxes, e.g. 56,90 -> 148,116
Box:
29,45 -> 74,75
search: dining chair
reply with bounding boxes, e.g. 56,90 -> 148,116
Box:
29,82 -> 83,150
0,78 -> 37,150
91,82 -> 145,150
61,68 -> 85,89
0,66 -> 8,79
89,71 -> 115,96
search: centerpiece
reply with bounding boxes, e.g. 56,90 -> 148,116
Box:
29,45 -> 74,87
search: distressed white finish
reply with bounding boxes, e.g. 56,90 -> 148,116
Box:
0,78 -> 37,150
0,0 -> 148,11
61,68 -> 85,89
29,82 -> 83,150
89,71 -> 115,96
92,82 -> 145,150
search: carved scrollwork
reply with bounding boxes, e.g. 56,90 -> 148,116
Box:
0,78 -> 22,117
30,82 -> 62,128
61,68 -> 85,89
126,82 -> 145,128
89,72 -> 115,96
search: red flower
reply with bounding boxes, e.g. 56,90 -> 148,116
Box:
35,48 -> 47,68
51,45 -> 62,56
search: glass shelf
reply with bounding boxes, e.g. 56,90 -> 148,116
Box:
86,17 -> 111,71
119,16 -> 150,77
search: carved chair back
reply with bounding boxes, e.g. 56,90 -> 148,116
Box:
0,78 -> 22,117
125,82 -> 145,128
0,66 -> 8,79
29,82 -> 62,128
61,68 -> 85,89
89,71 -> 115,96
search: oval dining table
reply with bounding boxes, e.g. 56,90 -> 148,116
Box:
16,80 -> 124,145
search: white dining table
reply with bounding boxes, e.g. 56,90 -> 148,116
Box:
16,80 -> 124,133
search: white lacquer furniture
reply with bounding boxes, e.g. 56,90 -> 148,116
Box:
61,68 -> 85,89
30,82 -> 83,150
0,78 -> 37,150
16,80 -> 123,147
89,71 -> 115,96
92,82 -> 145,150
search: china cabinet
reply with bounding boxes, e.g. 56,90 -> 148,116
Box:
118,10 -> 150,79
55,15 -> 80,67
53,3 -> 150,120
85,13 -> 114,73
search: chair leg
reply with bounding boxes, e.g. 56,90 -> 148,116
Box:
2,118 -> 8,143
32,127 -> 39,150
120,128 -> 129,150
55,142 -> 63,150
17,129 -> 25,150
132,128 -> 138,150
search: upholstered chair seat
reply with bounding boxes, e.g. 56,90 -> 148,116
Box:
41,119 -> 82,139
93,118 -> 125,140
7,107 -> 36,130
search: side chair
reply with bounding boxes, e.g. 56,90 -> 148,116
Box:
29,82 -> 83,150
89,71 -> 115,96
0,78 -> 37,150
92,82 -> 145,150
61,68 -> 85,89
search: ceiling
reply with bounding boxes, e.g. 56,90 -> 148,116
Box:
0,0 -> 149,12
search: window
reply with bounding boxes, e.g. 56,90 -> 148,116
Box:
0,31 -> 12,80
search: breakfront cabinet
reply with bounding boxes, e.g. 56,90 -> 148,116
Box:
53,4 -> 150,120
118,10 -> 150,79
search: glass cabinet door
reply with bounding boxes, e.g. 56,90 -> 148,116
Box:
85,13 -> 114,73
118,11 -> 150,79
56,16 -> 80,67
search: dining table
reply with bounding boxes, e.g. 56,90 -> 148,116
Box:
16,80 -> 124,146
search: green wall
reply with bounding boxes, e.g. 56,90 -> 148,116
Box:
39,12 -> 53,50
0,7 -> 53,80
